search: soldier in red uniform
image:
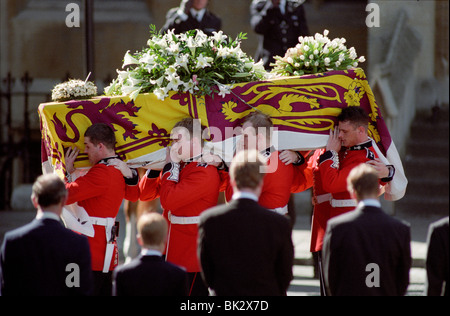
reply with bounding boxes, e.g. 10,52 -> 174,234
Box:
219,112 -> 310,227
64,123 -> 139,296
305,107 -> 394,295
139,117 -> 220,296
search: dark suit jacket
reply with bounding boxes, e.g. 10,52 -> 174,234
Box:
425,216 -> 449,296
0,217 -> 93,296
251,0 -> 309,68
161,8 -> 222,36
198,198 -> 294,296
112,255 -> 188,296
322,205 -> 411,296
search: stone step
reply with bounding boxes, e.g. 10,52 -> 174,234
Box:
409,119 -> 449,139
403,155 -> 449,178
405,138 -> 449,158
395,195 -> 449,216
404,178 -> 449,197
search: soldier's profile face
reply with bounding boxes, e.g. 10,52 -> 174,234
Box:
338,121 -> 360,148
170,127 -> 193,161
84,136 -> 102,165
241,122 -> 258,151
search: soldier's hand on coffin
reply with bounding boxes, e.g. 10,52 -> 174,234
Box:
326,127 -> 341,152
108,158 -> 133,178
366,158 -> 390,179
202,151 -> 222,167
64,146 -> 79,174
279,150 -> 299,165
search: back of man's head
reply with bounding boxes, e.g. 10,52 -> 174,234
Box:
347,163 -> 379,201
137,213 -> 168,248
230,149 -> 266,190
32,174 -> 67,208
84,123 -> 116,150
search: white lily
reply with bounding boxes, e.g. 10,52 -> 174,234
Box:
165,65 -> 178,80
195,30 -> 208,46
252,60 -> 265,73
168,42 -> 180,54
153,87 -> 168,100
217,84 -> 230,98
212,30 -> 227,44
122,82 -> 142,100
176,54 -> 190,73
186,36 -> 197,55
165,75 -> 183,92
196,54 -> 213,69
139,52 -> 156,65
116,69 -> 130,83
128,75 -> 143,86
184,80 -> 199,94
122,50 -> 139,68
150,75 -> 165,87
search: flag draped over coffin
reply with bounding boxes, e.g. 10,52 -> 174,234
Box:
39,68 -> 407,201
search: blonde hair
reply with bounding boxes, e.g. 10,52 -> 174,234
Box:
32,174 -> 67,207
347,164 -> 379,199
230,149 -> 266,190
137,213 -> 168,246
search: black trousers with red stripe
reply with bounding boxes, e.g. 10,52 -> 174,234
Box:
187,272 -> 209,296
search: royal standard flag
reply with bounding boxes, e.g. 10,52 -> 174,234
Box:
39,68 -> 407,201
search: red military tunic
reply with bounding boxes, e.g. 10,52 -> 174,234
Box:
65,158 -> 139,271
309,140 -> 385,252
223,149 -> 295,213
291,151 -> 314,194
139,161 -> 220,272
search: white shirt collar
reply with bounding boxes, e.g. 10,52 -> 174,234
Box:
232,191 -> 259,202
190,8 -> 206,21
36,211 -> 61,222
358,199 -> 381,208
141,249 -> 162,257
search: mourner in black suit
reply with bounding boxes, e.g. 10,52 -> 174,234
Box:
250,0 -> 310,69
425,216 -> 449,296
322,164 -> 411,296
161,0 -> 222,36
113,213 -> 188,296
198,149 -> 294,296
0,174 -> 93,296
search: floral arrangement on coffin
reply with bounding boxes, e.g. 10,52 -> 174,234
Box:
105,25 -> 266,101
270,30 -> 366,77
51,76 -> 97,102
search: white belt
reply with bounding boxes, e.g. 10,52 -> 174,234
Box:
270,205 -> 288,215
314,193 -> 357,208
90,216 -> 116,273
90,216 -> 114,227
168,211 -> 200,225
